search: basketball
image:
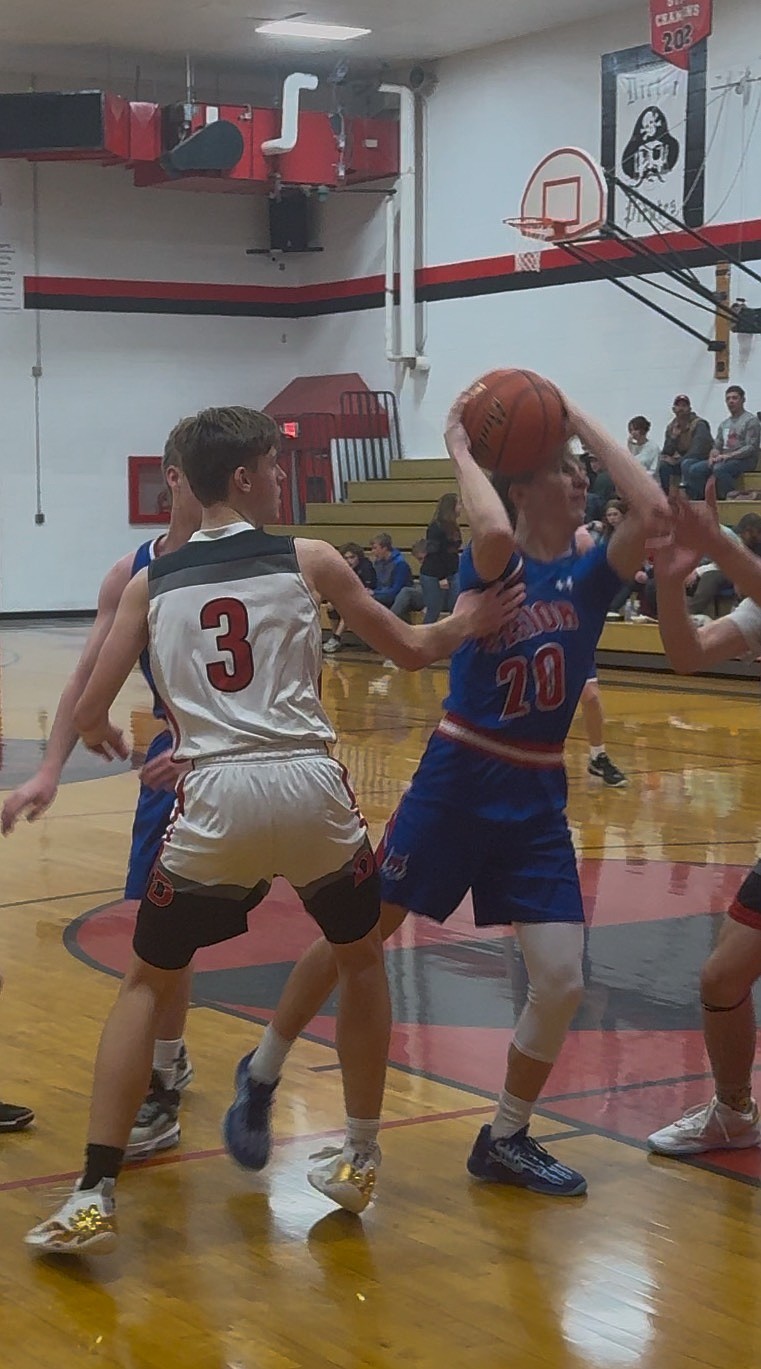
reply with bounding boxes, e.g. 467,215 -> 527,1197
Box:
461,368 -> 567,476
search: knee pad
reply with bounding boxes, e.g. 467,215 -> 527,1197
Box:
513,966 -> 585,1065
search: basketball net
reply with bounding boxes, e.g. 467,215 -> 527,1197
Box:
505,216 -> 568,275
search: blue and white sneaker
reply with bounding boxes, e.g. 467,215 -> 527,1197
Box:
222,1050 -> 278,1172
467,1125 -> 587,1196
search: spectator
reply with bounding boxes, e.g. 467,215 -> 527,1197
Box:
323,543 -> 377,654
686,512 -> 761,619
391,540 -> 427,621
371,531 -> 413,607
627,416 -> 660,474
419,493 -> 463,623
600,501 -> 652,618
657,395 -> 713,495
683,386 -> 761,501
585,454 -> 617,521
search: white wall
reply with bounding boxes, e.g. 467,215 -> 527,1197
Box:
0,159 -> 301,612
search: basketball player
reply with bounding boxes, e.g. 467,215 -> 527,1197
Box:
647,483 -> 761,1157
25,405 -> 517,1254
574,524 -> 627,786
224,389 -> 671,1199
2,422 -> 201,1160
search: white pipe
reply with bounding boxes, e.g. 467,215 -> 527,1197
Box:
384,193 -> 398,361
380,83 -> 418,364
261,72 -> 319,156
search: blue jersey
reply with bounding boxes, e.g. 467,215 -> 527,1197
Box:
131,540 -> 166,721
446,541 -> 620,746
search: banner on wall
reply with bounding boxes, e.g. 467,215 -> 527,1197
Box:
601,42 -> 707,231
650,2 -> 713,72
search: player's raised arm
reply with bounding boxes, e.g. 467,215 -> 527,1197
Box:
1,553 -> 134,834
73,571 -> 150,755
444,391 -> 516,583
298,540 -> 524,671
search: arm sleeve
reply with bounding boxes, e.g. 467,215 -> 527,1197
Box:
388,558 -> 413,599
728,598 -> 761,657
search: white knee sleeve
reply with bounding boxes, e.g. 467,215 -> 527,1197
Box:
511,923 -> 585,1065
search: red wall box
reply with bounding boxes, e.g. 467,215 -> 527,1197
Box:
128,456 -> 170,525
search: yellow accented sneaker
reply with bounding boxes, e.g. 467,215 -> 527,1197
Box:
307,1144 -> 380,1214
25,1179 -> 117,1256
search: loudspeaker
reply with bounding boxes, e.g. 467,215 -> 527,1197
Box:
268,192 -> 319,253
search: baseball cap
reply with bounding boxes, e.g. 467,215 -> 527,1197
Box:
673,394 -> 691,406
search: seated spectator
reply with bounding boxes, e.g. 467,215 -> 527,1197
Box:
627,416 -> 660,474
585,454 -> 617,522
323,542 -> 377,653
685,512 -> 761,619
683,386 -> 761,501
371,531 -> 413,607
657,395 -> 713,495
391,541 -> 427,621
419,493 -> 463,623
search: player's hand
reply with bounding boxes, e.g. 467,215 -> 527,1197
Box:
80,719 -> 130,762
454,580 -> 526,638
140,750 -> 190,793
444,389 -> 474,462
672,477 -> 722,557
1,771 -> 59,835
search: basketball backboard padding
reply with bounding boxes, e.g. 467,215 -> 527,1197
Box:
519,147 -> 607,240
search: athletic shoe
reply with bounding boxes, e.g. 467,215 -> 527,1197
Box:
467,1125 -> 587,1196
587,752 -> 627,787
25,1179 -> 117,1256
173,1043 -> 194,1093
647,1097 -> 761,1156
222,1050 -> 278,1171
0,1101 -> 34,1132
125,1071 -> 180,1162
307,1143 -> 380,1214
323,635 -> 342,654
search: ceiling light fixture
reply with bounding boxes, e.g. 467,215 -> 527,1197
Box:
256,19 -> 371,41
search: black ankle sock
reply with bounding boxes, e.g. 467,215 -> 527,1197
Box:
82,1143 -> 124,1190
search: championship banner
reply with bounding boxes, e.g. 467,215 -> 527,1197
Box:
650,1 -> 713,70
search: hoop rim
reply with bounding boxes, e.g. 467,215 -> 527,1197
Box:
503,215 -> 570,242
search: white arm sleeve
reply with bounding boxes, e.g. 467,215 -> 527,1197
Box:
729,597 -> 761,657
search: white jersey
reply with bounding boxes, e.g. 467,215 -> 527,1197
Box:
147,522 -> 335,761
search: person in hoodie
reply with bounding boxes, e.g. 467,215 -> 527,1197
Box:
370,532 -> 413,607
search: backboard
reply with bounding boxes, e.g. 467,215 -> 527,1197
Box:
506,147 -> 608,245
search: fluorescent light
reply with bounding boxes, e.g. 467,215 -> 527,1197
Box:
256,19 -> 371,40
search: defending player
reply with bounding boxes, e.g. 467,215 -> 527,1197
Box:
24,405 -> 518,1255
227,390 -> 671,1199
2,424 -> 201,1159
647,484 -> 761,1157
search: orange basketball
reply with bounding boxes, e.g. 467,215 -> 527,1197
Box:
461,368 -> 567,476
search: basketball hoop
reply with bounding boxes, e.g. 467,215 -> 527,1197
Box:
504,217 -> 568,273
504,149 -> 608,272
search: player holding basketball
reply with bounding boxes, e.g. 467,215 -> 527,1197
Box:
229,385 -> 671,1198
647,483 -> 761,1157
24,405 -> 517,1254
2,422 -> 200,1159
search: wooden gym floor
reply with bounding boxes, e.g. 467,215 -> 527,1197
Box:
1,621 -> 760,1369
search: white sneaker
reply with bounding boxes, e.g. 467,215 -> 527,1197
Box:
647,1096 -> 761,1156
307,1143 -> 380,1214
25,1179 -> 117,1256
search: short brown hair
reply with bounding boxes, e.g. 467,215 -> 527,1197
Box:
162,416 -> 196,471
180,406 -> 279,505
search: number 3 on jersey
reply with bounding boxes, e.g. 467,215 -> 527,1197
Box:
497,644 -> 566,720
200,597 -> 254,693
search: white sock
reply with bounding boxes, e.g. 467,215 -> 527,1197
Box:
345,1116 -> 381,1158
248,1025 -> 292,1085
153,1038 -> 183,1089
490,1089 -> 533,1140
590,745 -> 605,761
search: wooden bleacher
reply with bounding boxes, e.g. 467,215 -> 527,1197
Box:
268,460 -> 761,673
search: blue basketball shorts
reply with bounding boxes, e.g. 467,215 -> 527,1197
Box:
377,735 -> 584,928
124,730 -> 178,900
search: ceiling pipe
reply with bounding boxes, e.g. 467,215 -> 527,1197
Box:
261,72 -> 319,155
